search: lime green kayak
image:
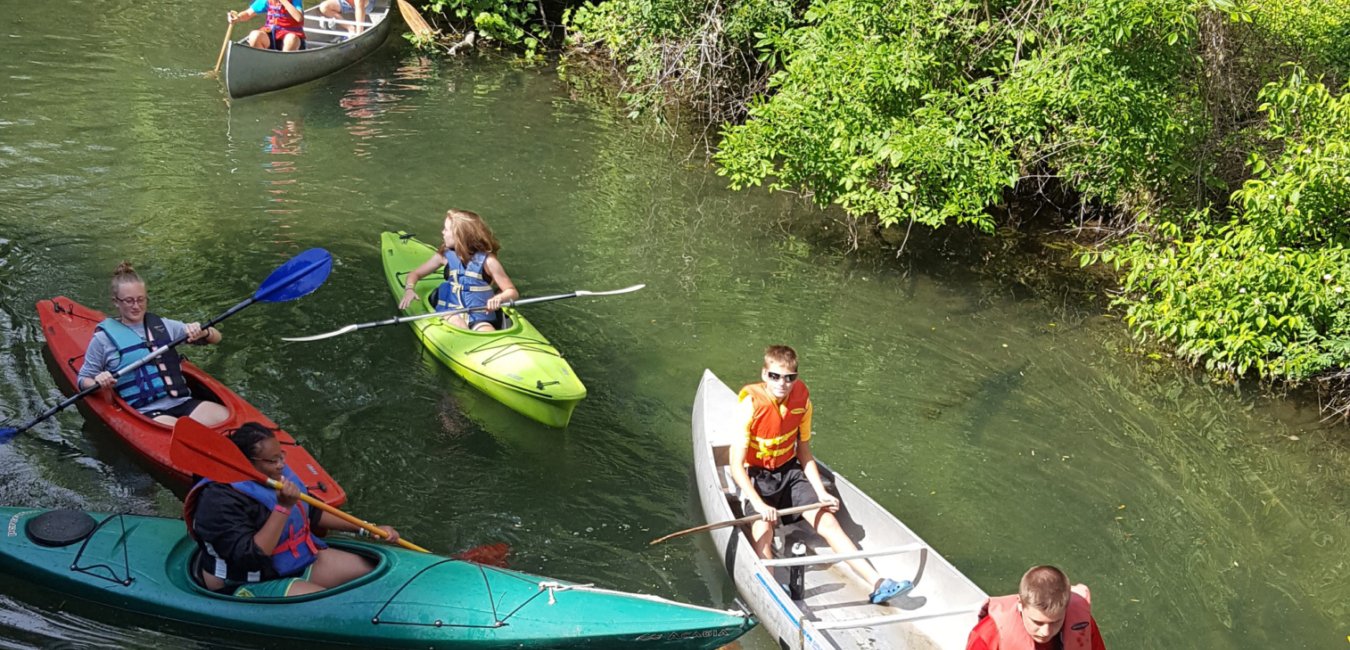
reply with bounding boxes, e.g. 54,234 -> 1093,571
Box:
381,231 -> 587,428
0,507 -> 755,648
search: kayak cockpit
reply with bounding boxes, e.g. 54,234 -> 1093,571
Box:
184,539 -> 390,603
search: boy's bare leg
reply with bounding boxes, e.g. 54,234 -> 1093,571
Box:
804,509 -> 882,588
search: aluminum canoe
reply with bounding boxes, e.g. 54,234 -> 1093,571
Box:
225,0 -> 394,98
691,370 -> 989,650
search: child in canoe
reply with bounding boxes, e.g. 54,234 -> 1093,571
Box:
729,345 -> 914,605
228,0 -> 307,52
397,209 -> 519,332
77,262 -> 229,427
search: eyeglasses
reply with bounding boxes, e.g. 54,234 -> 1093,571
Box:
249,451 -> 286,467
767,371 -> 798,383
114,296 -> 148,306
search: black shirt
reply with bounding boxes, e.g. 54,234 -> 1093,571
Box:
191,482 -> 323,582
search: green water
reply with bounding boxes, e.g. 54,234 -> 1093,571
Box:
1,1 -> 1348,648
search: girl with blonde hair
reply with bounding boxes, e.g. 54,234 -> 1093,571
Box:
397,210 -> 519,331
77,262 -> 229,426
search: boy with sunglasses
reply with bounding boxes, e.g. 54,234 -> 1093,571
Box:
728,345 -> 913,604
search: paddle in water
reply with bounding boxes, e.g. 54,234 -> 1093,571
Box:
171,417 -> 433,554
281,284 -> 646,342
0,248 -> 333,444
205,21 -> 233,78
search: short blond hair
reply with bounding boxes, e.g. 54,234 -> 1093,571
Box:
763,345 -> 798,371
1019,566 -> 1071,615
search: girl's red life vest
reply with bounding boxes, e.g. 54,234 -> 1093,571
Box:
981,584 -> 1094,650
738,380 -> 810,470
184,464 -> 327,581
264,0 -> 305,32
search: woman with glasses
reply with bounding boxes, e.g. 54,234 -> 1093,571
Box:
184,423 -> 399,597
76,261 -> 229,426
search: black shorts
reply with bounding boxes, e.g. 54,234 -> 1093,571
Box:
142,398 -> 206,420
742,459 -> 819,524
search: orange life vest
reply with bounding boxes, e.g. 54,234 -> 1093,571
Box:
738,380 -> 810,470
981,584 -> 1094,650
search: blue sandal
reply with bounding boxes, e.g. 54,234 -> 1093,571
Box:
869,578 -> 914,604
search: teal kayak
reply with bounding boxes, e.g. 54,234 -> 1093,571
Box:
0,508 -> 754,649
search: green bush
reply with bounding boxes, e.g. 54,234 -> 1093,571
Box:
714,0 -> 1204,231
1109,69 -> 1350,380
421,0 -> 546,54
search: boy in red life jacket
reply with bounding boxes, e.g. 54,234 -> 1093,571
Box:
966,566 -> 1107,650
728,345 -> 914,604
228,0 -> 307,51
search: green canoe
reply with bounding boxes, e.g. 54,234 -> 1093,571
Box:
0,507 -> 754,649
380,231 -> 587,428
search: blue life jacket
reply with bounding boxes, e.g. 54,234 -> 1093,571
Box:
184,464 -> 327,582
95,315 -> 191,409
435,251 -> 494,323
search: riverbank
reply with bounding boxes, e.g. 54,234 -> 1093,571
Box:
551,0 -> 1350,412
0,5 -> 1348,648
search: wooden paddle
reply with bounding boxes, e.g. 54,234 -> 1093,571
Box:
207,20 -> 234,78
0,248 -> 333,444
281,284 -> 646,342
397,0 -> 435,39
649,502 -> 828,545
171,418 -> 432,554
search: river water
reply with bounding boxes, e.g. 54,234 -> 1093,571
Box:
0,2 -> 1347,648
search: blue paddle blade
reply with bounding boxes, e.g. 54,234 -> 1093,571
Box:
0,428 -> 18,444
253,248 -> 333,303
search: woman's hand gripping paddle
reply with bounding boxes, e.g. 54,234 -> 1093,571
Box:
171,418 -> 432,554
0,249 -> 333,444
281,285 -> 646,342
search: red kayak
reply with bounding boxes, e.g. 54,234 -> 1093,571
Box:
37,297 -> 347,507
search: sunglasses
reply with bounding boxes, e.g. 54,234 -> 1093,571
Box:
767,371 -> 798,383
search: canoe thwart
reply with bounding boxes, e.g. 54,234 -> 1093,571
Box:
304,12 -> 384,27
812,604 -> 985,631
761,543 -> 927,568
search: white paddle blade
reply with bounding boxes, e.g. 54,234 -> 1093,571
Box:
575,284 -> 645,297
282,324 -> 360,342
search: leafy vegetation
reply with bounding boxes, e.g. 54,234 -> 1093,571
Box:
559,0 -> 1350,398
1106,68 -> 1350,381
414,0 -> 548,56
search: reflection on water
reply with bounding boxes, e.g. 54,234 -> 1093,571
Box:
263,117 -> 304,217
0,2 -> 1348,650
340,56 -> 433,154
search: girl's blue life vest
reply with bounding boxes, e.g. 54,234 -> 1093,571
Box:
184,464 -> 327,582
435,250 -> 494,323
95,315 -> 191,409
